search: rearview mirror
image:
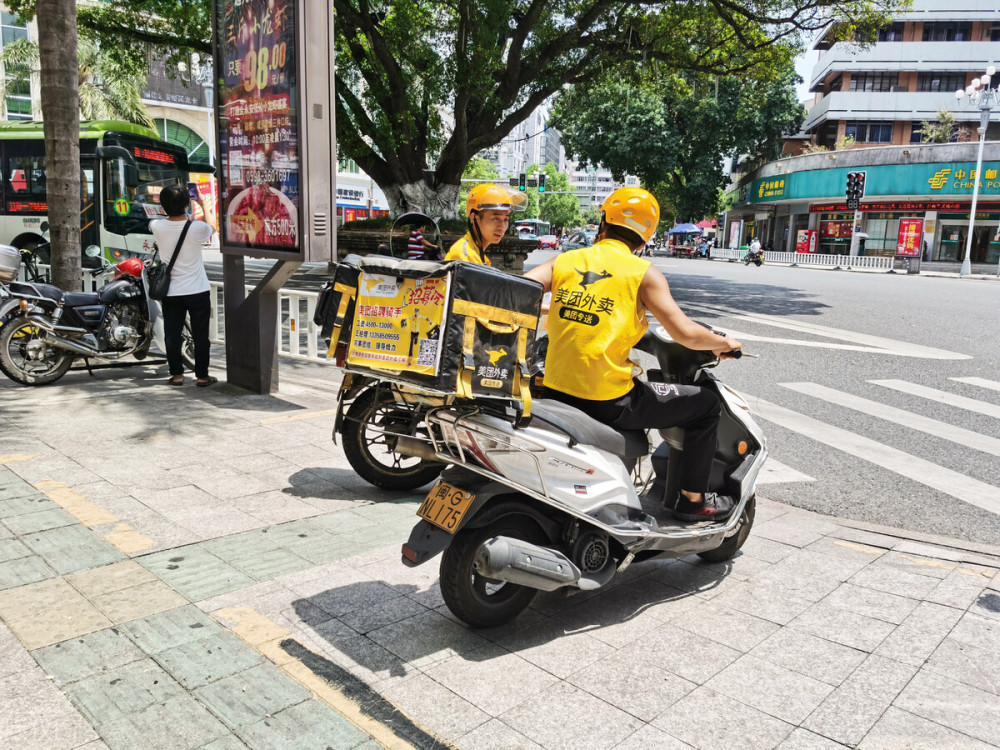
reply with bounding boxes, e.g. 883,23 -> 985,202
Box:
124,164 -> 139,188
84,245 -> 102,258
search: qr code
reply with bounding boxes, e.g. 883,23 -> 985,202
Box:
416,339 -> 438,367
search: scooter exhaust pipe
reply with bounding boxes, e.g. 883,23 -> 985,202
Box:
395,435 -> 439,461
474,536 -> 582,592
26,316 -> 131,360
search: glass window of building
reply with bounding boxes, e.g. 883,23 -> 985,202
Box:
844,121 -> 894,143
849,73 -> 898,92
877,23 -> 905,42
153,119 -> 210,164
1,11 -> 31,120
916,73 -> 967,92
921,22 -> 972,41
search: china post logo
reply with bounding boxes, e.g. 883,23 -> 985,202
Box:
928,169 -> 951,190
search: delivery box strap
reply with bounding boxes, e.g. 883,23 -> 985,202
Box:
451,299 -> 538,331
326,291 -> 355,359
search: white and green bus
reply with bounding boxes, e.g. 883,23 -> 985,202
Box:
0,120 -> 196,266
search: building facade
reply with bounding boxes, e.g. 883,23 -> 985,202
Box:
725,0 -> 1000,264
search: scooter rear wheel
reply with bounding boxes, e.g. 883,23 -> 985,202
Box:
440,501 -> 548,628
697,494 -> 755,562
341,387 -> 442,490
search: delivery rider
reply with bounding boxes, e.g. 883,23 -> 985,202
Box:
525,187 -> 743,523
445,183 -> 527,265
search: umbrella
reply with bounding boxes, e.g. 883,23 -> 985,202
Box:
696,219 -> 717,229
668,223 -> 704,235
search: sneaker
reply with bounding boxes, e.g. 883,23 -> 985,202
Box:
671,493 -> 735,522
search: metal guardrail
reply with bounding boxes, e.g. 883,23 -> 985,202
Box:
710,248 -> 894,271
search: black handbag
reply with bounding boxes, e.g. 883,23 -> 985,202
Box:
148,220 -> 191,301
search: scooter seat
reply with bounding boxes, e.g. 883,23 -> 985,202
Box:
530,399 -> 649,459
62,292 -> 102,307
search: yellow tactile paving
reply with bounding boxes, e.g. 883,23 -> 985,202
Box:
214,606 -> 424,750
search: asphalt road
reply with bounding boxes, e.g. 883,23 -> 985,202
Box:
646,255 -> 1000,547
208,251 -> 1000,547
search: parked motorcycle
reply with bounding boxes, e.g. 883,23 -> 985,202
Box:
397,325 -> 766,627
0,246 -> 195,385
743,249 -> 764,267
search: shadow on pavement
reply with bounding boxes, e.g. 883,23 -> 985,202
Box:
288,555 -> 733,674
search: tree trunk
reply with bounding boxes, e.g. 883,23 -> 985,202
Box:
37,0 -> 80,290
382,182 -> 462,221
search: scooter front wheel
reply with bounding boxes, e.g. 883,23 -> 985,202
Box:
440,501 -> 548,628
697,494 -> 755,562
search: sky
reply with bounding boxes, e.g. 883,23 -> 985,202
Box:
795,49 -> 821,103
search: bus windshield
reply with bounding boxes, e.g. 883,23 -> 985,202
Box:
103,141 -> 189,235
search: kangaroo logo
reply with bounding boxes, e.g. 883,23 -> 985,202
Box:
576,269 -> 613,289
485,347 -> 507,365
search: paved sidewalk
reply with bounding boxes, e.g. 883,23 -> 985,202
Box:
1,358 -> 999,750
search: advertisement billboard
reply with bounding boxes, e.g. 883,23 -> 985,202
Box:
213,0 -> 333,262
896,218 -> 924,257
796,229 -> 817,253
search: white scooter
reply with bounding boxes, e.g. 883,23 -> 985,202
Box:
398,325 -> 767,627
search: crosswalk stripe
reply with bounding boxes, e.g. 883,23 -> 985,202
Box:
748,396 -> 1000,516
950,377 -> 1000,393
869,380 -> 1000,420
756,458 -> 815,485
780,382 -> 1000,459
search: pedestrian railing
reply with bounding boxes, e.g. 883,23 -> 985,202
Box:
711,249 -> 893,271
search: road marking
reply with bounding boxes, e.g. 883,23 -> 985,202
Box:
756,458 -> 815,484
684,302 -> 971,360
951,377 -> 1000,393
748,397 -> 1000,516
780,382 -> 1000,458
869,380 -> 1000,420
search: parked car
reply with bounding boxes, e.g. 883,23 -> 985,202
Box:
561,230 -> 596,251
537,234 -> 559,250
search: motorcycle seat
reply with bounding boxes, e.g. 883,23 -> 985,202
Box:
62,292 -> 102,307
8,281 -> 63,301
530,399 -> 649,459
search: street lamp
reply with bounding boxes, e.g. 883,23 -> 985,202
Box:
954,64 -> 998,277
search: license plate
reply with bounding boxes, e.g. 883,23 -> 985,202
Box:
417,481 -> 476,533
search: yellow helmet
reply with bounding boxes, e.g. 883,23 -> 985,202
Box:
466,183 -> 528,218
601,187 -> 659,243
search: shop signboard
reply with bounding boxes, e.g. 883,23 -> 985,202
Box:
747,162 -> 1000,205
212,0 -> 333,262
820,220 -> 853,239
896,218 -> 923,257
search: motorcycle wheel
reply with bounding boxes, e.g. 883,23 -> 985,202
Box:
439,500 -> 547,628
743,258 -> 750,266
180,319 -> 197,372
697,494 -> 756,563
754,258 -> 763,267
341,386 -> 443,490
0,315 -> 73,385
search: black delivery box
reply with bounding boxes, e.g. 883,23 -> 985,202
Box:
315,255 -> 543,405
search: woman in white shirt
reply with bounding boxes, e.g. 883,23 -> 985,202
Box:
150,184 -> 216,386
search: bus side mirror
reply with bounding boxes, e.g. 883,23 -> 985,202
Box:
124,164 -> 139,188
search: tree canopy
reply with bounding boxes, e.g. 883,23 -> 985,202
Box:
15,0 -> 906,219
551,68 -> 806,222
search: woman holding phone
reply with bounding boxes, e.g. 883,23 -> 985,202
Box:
150,184 -> 216,387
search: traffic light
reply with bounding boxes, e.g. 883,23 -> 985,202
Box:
538,173 -> 546,193
845,171 -> 867,209
518,172 -> 526,191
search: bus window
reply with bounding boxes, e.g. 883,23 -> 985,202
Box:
5,155 -> 47,213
